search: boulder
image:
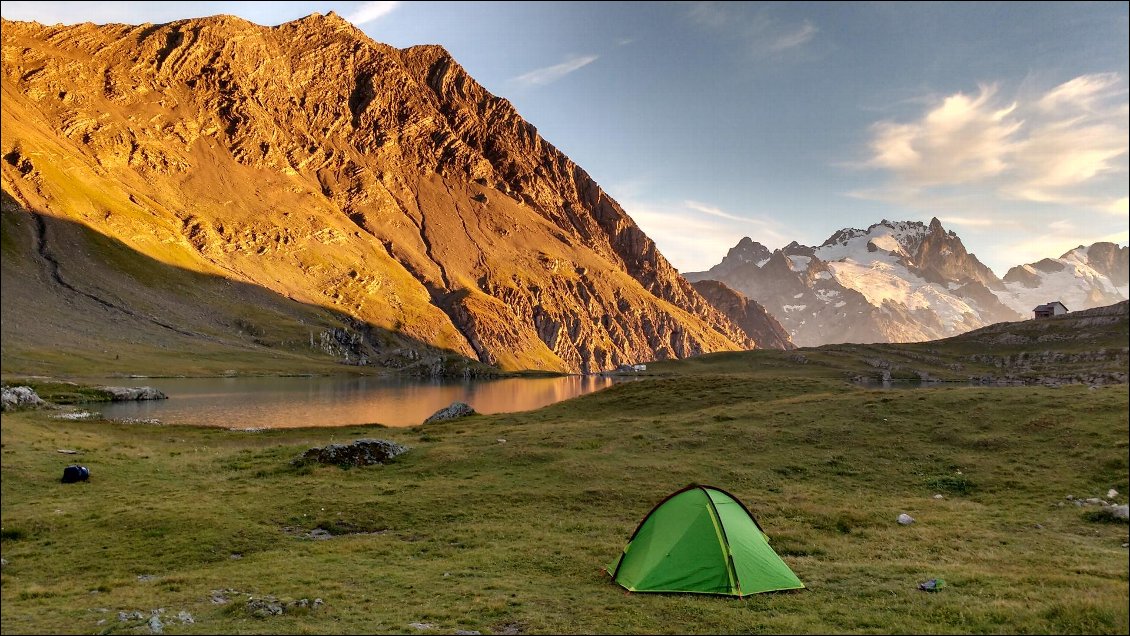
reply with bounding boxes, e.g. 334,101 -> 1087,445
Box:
1,386 -> 46,411
1111,505 -> 1129,521
897,513 -> 915,525
295,439 -> 408,467
423,401 -> 476,424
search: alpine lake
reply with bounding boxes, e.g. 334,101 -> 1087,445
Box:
78,374 -> 624,428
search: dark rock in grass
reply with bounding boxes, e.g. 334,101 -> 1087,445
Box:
1082,505 -> 1129,524
294,438 -> 408,468
61,465 -> 90,483
118,610 -> 145,622
1,386 -> 46,411
917,578 -> 945,592
423,401 -> 476,424
246,595 -> 323,618
247,596 -> 285,618
210,589 -> 238,604
98,386 -> 168,401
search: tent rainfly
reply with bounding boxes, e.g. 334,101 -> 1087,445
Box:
607,484 -> 804,596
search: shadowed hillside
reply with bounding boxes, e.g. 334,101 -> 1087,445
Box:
1,192 -> 491,377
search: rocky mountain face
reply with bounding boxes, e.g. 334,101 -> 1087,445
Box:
0,13 -> 766,375
689,280 -> 794,350
686,219 -> 1026,346
1000,243 -> 1129,315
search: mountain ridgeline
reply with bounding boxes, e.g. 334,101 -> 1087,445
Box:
0,13 -> 796,375
687,219 -> 1129,347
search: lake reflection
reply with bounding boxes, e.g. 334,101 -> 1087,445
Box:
83,375 -> 618,428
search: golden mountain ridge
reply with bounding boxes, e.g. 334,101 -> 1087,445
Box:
1,13 -> 782,374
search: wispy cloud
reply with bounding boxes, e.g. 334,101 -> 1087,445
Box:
344,1 -> 399,26
687,2 -> 818,57
684,200 -> 755,223
1038,72 -> 1126,111
1108,197 -> 1129,216
621,198 -> 789,272
857,74 -> 1129,214
940,216 -> 998,228
511,54 -> 599,87
768,20 -> 817,52
1048,219 -> 1076,232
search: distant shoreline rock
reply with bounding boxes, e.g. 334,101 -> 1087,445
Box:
97,386 -> 168,401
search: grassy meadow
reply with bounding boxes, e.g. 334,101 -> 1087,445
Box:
2,346 -> 1128,635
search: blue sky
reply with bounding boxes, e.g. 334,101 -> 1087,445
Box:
2,1 -> 1127,276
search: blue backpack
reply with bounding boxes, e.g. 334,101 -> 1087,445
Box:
61,465 -> 90,483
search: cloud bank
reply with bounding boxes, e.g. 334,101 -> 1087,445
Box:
859,73 -> 1128,214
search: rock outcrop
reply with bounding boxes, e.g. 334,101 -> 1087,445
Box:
0,14 -> 756,374
1,385 -> 46,411
690,280 -> 794,350
98,386 -> 168,401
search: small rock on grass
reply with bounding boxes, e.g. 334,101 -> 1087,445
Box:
897,513 -> 915,525
408,623 -> 436,630
917,578 -> 945,592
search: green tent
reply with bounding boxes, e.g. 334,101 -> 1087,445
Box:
607,484 -> 805,596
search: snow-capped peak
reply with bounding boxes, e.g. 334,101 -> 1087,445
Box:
997,243 -> 1128,315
